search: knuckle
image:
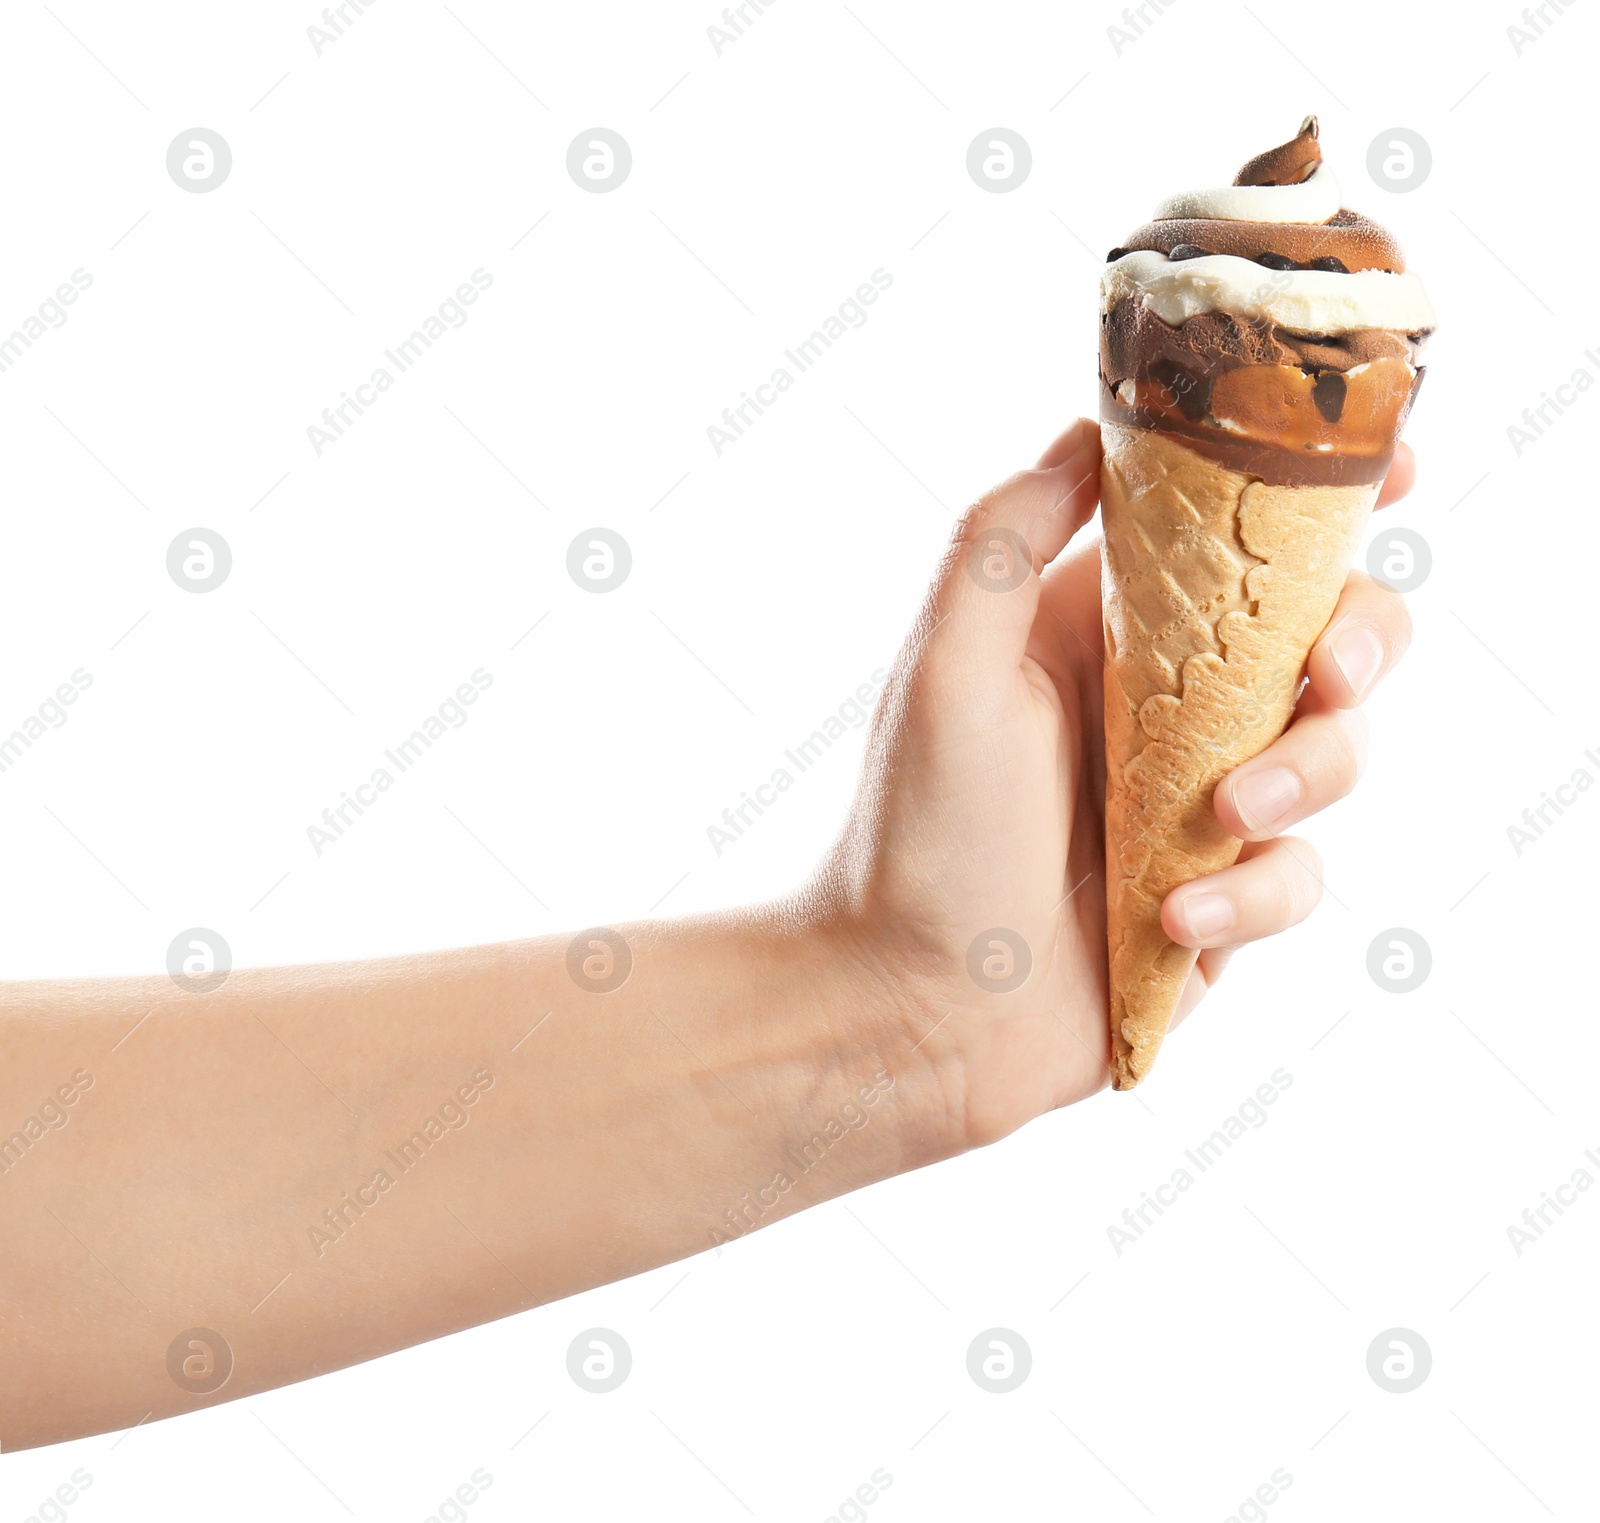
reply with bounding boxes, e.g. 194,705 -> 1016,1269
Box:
1279,838 -> 1324,921
1324,709 -> 1368,792
954,474 -> 1030,546
947,489 -> 1026,566
952,494 -> 997,546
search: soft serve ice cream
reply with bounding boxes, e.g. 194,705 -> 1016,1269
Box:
1098,116 -> 1434,486
1094,118 -> 1434,1088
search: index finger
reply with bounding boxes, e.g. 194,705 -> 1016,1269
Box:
1375,442 -> 1416,510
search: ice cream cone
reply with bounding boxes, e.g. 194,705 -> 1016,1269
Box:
1100,424 -> 1376,1087
1096,118 -> 1433,1087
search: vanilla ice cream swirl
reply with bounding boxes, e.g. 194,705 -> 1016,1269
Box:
1100,116 -> 1435,338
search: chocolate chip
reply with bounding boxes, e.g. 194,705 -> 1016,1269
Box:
1106,247 -> 1130,262
1307,255 -> 1349,273
1254,252 -> 1300,271
1168,244 -> 1209,261
1312,371 -> 1347,423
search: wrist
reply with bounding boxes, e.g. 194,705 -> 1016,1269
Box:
776,892 -> 970,1177
548,897 -> 967,1265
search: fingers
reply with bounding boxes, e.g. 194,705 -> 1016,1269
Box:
1211,567 -> 1407,838
1158,447 -> 1417,1030
1375,442 -> 1416,510
1304,571 -> 1412,709
1214,707 -> 1367,841
1036,419 -> 1096,471
1168,949 -> 1235,1032
922,420 -> 1102,677
1161,836 -> 1325,951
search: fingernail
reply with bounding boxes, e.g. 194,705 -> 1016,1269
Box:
1231,766 -> 1302,832
1180,893 -> 1234,942
1330,625 -> 1385,701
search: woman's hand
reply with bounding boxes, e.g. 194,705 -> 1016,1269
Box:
812,419 -> 1415,1149
0,419 -> 1415,1451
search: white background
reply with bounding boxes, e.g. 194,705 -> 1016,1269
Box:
0,0 -> 1592,1518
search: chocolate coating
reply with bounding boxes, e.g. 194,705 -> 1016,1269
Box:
1097,118 -> 1429,484
1098,383 -> 1415,486
1099,300 -> 1426,485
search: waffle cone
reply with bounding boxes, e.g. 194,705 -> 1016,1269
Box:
1099,423 -> 1376,1088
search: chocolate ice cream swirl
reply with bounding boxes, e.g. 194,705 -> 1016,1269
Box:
1112,210 -> 1404,276
1107,121 -> 1406,274
1098,116 -> 1434,486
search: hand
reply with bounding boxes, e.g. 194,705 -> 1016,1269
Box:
0,417 -> 1416,1450
812,419 -> 1415,1147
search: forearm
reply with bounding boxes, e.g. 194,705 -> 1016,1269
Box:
0,903 -> 947,1450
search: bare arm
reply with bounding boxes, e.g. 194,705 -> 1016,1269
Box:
0,906 -> 935,1450
1,421 -> 1414,1450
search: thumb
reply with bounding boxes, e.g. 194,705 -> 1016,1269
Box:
923,419 -> 1102,678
